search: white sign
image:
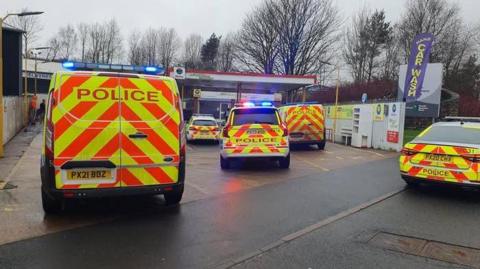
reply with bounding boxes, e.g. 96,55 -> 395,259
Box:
386,103 -> 401,143
172,67 -> 186,79
200,91 -> 280,101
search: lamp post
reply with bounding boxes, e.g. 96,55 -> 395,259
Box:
0,11 -> 43,157
317,61 -> 340,143
29,47 -> 50,96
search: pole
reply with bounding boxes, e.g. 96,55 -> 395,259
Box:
23,36 -> 28,125
34,56 -> 37,96
332,65 -> 340,144
0,17 -> 4,157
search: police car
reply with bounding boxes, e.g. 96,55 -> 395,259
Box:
40,62 -> 186,213
186,114 -> 220,142
400,117 -> 480,187
220,102 -> 290,169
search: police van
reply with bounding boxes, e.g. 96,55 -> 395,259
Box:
41,63 -> 185,213
278,103 -> 326,149
220,102 -> 290,169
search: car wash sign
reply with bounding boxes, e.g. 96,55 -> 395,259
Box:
404,33 -> 434,102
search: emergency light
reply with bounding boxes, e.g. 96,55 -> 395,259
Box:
243,102 -> 255,107
62,61 -> 164,75
261,101 -> 273,107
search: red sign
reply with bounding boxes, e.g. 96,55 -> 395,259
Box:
387,131 -> 399,143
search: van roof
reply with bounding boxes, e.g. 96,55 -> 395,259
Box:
53,71 -> 175,81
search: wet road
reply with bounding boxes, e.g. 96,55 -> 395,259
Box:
5,138 -> 479,268
0,151 -> 403,268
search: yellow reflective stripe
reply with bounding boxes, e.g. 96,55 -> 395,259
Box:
417,126 -> 432,138
54,101 -> 118,155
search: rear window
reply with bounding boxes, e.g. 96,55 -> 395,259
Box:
415,125 -> 480,145
193,120 -> 217,126
232,108 -> 279,125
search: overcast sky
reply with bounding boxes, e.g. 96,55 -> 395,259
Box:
2,0 -> 479,46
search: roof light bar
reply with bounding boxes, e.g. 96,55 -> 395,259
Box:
261,101 -> 273,107
62,61 -> 164,75
243,102 -> 255,107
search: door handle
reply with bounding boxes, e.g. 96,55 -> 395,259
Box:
129,132 -> 148,139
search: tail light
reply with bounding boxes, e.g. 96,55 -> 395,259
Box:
45,120 -> 54,160
180,121 -> 186,159
281,123 -> 289,137
462,154 -> 480,163
189,126 -> 196,131
222,124 -> 231,138
401,148 -> 418,156
213,127 -> 219,132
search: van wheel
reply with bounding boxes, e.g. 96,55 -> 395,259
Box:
279,154 -> 290,169
42,188 -> 63,214
317,140 -> 326,150
220,156 -> 230,170
164,186 -> 184,205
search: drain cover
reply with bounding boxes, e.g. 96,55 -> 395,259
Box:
369,232 -> 480,267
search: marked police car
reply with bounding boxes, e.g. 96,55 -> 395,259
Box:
186,114 -> 220,143
400,117 -> 480,187
220,102 -> 290,169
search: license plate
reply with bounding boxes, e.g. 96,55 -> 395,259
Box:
201,131 -> 210,134
425,154 -> 452,162
247,129 -> 265,135
290,132 -> 304,138
67,169 -> 112,180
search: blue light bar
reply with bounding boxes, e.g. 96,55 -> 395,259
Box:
243,102 -> 255,107
62,62 -> 74,69
61,61 -> 164,75
145,66 -> 158,73
261,101 -> 273,107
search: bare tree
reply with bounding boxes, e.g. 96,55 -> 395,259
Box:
127,31 -> 143,65
157,28 -> 181,68
183,34 -> 203,69
141,28 -> 160,65
84,19 -> 123,64
7,8 -> 43,54
77,23 -> 90,62
267,0 -> 341,75
218,33 -> 236,72
236,2 -> 279,74
344,9 -> 392,82
398,0 -> 472,81
344,9 -> 369,82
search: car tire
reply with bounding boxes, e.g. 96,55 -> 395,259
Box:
279,154 -> 290,169
317,140 -> 326,150
164,186 -> 184,205
41,188 -> 63,214
220,156 -> 230,170
402,176 -> 418,187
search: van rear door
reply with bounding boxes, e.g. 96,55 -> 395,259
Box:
118,77 -> 181,187
53,73 -> 121,189
286,105 -> 325,142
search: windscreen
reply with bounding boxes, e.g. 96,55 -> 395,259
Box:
415,125 -> 480,145
233,108 -> 279,125
193,120 -> 217,126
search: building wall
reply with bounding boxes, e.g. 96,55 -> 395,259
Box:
3,96 -> 25,144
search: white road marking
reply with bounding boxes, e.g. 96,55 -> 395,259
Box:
293,156 -> 330,172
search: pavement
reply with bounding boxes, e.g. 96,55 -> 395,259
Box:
2,133 -> 479,268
